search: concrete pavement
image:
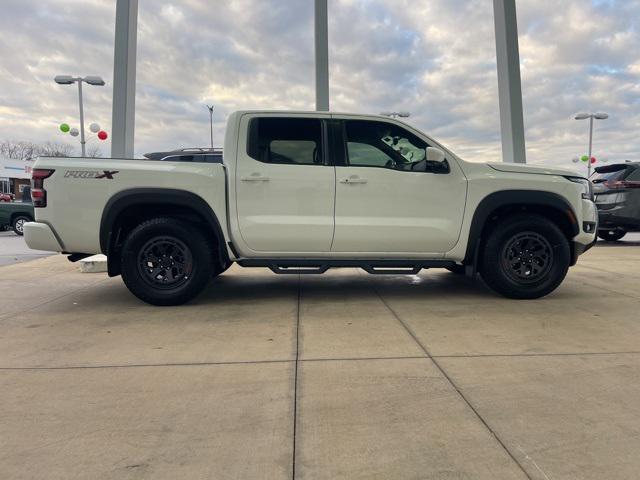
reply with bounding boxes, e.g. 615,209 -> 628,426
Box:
1,241 -> 639,479
0,231 -> 52,266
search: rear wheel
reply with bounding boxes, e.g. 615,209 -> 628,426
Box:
480,214 -> 570,299
120,217 -> 214,306
12,215 -> 30,236
598,229 -> 626,242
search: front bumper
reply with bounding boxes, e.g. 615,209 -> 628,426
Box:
24,222 -> 64,252
569,199 -> 598,266
574,199 -> 598,243
572,238 -> 596,265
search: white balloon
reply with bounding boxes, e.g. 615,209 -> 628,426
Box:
69,127 -> 79,137
89,122 -> 100,133
571,157 -> 579,163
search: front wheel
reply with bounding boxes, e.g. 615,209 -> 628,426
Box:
480,214 -> 570,299
12,216 -> 30,236
120,217 -> 214,306
598,229 -> 626,242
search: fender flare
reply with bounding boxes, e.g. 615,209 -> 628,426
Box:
463,190 -> 579,264
100,188 -> 227,258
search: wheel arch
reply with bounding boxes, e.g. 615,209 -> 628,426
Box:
10,211 -> 33,224
100,188 -> 228,276
463,190 -> 579,265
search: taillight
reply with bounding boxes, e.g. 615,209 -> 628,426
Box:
31,169 -> 54,208
605,180 -> 640,189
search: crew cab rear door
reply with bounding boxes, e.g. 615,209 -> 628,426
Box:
235,114 -> 335,253
330,117 -> 467,254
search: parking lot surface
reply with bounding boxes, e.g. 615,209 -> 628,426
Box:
1,238 -> 639,479
0,231 -> 52,266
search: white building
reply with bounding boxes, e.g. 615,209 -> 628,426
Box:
0,157 -> 33,200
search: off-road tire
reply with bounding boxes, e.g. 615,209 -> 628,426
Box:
480,214 -> 570,299
120,217 -> 214,306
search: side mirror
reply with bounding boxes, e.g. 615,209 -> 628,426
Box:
426,147 -> 446,163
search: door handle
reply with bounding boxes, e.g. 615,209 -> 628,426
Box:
340,177 -> 368,184
241,174 -> 270,182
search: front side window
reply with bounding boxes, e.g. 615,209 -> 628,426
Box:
345,120 -> 439,172
248,118 -> 323,165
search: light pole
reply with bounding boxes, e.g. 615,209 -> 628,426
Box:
575,112 -> 609,178
380,112 -> 411,119
315,0 -> 329,111
206,105 -> 214,148
54,75 -> 105,156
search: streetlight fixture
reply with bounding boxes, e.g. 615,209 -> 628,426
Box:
54,75 -> 105,156
574,112 -> 609,178
380,112 -> 411,119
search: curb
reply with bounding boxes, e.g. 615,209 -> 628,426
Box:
79,254 -> 108,273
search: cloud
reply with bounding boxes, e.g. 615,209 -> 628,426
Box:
0,0 -> 639,172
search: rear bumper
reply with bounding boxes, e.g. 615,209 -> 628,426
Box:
24,222 -> 64,252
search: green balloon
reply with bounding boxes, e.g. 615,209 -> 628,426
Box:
60,123 -> 70,133
581,155 -> 589,162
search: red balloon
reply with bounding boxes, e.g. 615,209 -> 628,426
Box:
97,130 -> 108,140
590,157 -> 596,164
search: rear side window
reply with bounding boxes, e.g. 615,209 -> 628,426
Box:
626,168 -> 640,181
247,118 -> 323,165
161,154 -> 222,163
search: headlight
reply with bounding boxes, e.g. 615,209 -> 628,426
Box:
565,176 -> 593,201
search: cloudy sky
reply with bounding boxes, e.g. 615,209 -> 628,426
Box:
1,0 -> 639,172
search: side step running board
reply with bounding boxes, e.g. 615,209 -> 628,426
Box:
362,266 -> 423,275
238,259 -> 457,275
269,265 -> 329,275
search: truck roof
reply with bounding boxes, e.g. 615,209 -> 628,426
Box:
232,110 -> 409,121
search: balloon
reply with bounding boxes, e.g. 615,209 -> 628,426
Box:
580,155 -> 589,162
572,157 -> 579,163
590,157 -> 597,164
97,130 -> 108,140
89,123 -> 100,133
69,127 -> 79,137
59,123 -> 70,133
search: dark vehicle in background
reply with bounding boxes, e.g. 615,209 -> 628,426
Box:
591,162 -> 640,241
0,187 -> 34,235
144,147 -> 223,163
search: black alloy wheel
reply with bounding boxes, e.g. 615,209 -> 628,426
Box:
501,232 -> 553,284
137,236 -> 194,290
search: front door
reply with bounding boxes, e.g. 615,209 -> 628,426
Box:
331,119 -> 467,254
236,115 -> 335,253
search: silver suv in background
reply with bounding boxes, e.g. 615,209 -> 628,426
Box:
591,162 -> 640,241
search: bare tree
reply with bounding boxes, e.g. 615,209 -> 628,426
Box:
0,140 -> 38,160
86,145 -> 103,158
1,140 -> 75,159
37,141 -> 75,158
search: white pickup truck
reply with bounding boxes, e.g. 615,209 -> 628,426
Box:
25,111 -> 597,305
